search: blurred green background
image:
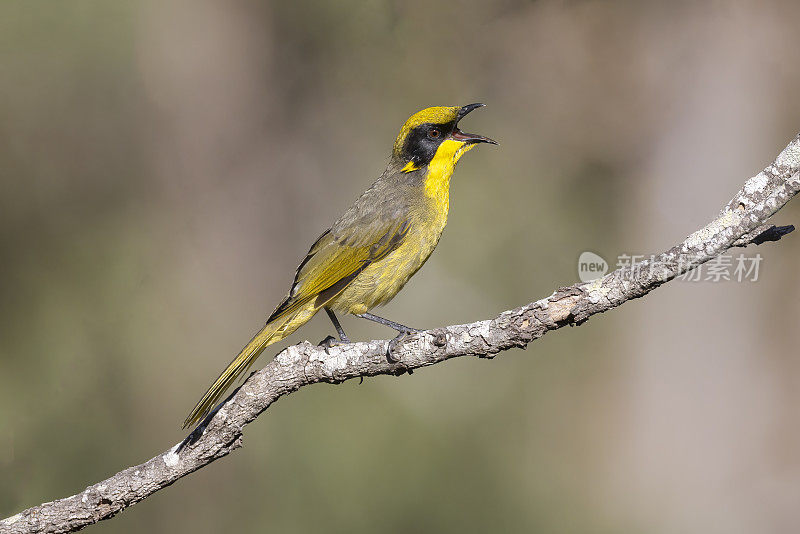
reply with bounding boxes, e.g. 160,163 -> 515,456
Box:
2,1 -> 800,532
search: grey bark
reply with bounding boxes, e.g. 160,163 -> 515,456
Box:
3,134 -> 800,534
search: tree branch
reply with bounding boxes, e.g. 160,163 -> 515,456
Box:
3,134 -> 800,534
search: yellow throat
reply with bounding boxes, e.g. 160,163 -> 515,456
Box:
424,139 -> 476,203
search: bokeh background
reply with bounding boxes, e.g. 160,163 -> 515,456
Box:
2,1 -> 800,532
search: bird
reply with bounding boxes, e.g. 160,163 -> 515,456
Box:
183,103 -> 496,429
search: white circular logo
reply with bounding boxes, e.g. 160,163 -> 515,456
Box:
577,251 -> 609,282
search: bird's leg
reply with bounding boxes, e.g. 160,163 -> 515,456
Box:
355,312 -> 421,364
319,308 -> 351,352
326,308 -> 351,342
354,312 -> 421,334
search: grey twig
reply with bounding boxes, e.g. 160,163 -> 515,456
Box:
3,134 -> 800,534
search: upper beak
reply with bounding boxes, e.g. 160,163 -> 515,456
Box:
450,103 -> 498,145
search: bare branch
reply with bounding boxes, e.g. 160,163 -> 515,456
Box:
3,134 -> 800,534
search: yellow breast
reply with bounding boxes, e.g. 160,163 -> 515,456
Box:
331,139 -> 476,315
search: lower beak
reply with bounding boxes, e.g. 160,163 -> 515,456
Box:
450,128 -> 498,145
450,103 -> 498,145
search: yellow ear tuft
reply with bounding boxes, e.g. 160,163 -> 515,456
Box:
401,160 -> 419,173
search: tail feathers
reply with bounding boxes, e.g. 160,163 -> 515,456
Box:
183,319 -> 284,429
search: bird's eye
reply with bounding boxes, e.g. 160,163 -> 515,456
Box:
428,128 -> 441,139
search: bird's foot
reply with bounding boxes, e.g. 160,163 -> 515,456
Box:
318,335 -> 350,354
386,329 -> 419,364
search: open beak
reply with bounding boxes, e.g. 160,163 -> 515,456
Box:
450,103 -> 498,145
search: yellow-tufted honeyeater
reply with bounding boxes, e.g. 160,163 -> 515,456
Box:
183,104 -> 496,428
